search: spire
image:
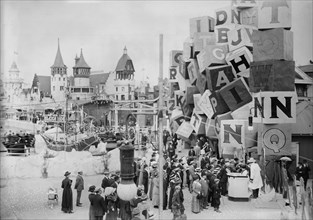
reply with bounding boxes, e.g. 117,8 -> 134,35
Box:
75,54 -> 79,65
123,46 -> 127,55
9,61 -> 19,72
74,48 -> 90,68
51,38 -> 66,68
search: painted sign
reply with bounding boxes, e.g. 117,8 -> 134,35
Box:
220,119 -> 245,154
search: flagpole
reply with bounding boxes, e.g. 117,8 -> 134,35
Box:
158,34 -> 164,217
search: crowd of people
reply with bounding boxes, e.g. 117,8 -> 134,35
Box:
59,131 -> 310,220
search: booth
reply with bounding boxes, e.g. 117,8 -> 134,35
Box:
227,173 -> 250,201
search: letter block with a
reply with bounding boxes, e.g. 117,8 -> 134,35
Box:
205,65 -> 236,92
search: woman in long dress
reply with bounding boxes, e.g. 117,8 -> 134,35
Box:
152,171 -> 159,208
61,171 -> 74,213
191,174 -> 201,213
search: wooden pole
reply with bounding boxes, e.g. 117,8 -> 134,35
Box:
158,34 -> 164,216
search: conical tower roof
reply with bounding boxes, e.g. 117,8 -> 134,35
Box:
74,49 -> 90,68
9,61 -> 19,72
51,39 -> 66,68
115,46 -> 133,72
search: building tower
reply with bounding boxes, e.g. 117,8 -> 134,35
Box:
70,49 -> 94,101
3,61 -> 24,106
51,39 -> 67,102
114,46 -> 135,100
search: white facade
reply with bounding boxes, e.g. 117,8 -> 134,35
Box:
51,74 -> 67,102
114,77 -> 135,101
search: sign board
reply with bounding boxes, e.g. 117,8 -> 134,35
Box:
252,91 -> 297,124
214,112 -> 233,136
258,124 -> 292,156
220,119 -> 245,154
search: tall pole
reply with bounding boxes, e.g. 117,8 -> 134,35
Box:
158,34 -> 164,216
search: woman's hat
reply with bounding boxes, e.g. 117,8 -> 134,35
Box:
64,171 -> 71,176
88,185 -> 96,192
95,188 -> 102,193
247,158 -> 256,163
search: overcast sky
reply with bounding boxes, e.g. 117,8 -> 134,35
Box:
1,0 -> 312,86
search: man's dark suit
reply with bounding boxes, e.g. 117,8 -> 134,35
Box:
90,194 -> 106,220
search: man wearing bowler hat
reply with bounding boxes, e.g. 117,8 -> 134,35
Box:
74,170 -> 84,207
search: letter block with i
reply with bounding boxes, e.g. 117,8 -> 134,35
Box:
219,77 -> 252,111
190,16 -> 215,37
226,46 -> 253,78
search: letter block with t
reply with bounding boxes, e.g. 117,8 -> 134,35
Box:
209,90 -> 230,116
215,6 -> 241,26
169,50 -> 183,67
226,46 -> 253,78
249,60 -> 295,92
252,91 -> 297,124
190,16 -> 215,37
227,24 -> 256,52
257,0 -> 291,29
205,65 -> 236,92
220,120 -> 245,155
219,77 -> 252,111
196,44 -> 228,73
187,59 -> 200,85
252,28 -> 293,62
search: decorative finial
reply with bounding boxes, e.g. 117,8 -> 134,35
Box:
123,46 -> 127,54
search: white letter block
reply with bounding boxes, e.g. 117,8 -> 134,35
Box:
193,32 -> 216,54
190,111 -> 206,135
240,7 -> 258,28
215,24 -> 238,45
258,124 -> 292,156
176,121 -> 194,139
227,24 -> 256,51
232,0 -> 257,8
226,46 -> 253,78
169,50 -> 183,67
257,0 -> 291,29
190,16 -> 215,37
197,44 -> 228,73
198,90 -> 214,119
220,120 -> 245,154
252,91 -> 297,124
193,94 -> 203,114
187,59 -> 200,85
252,28 -> 293,61
215,6 -> 241,26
